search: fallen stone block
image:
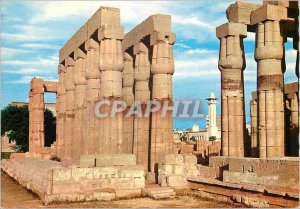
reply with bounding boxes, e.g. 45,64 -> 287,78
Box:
115,189 -> 141,198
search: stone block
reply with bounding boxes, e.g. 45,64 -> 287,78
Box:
52,181 -> 81,194
223,170 -> 241,184
115,178 -> 135,189
226,1 -> 261,25
173,164 -> 184,175
93,192 -> 115,201
157,154 -> 176,164
93,167 -> 119,179
98,25 -> 124,40
119,166 -> 145,178
250,4 -> 288,25
216,22 -> 247,39
115,189 -> 141,198
158,164 -> 173,176
52,167 -> 72,181
182,154 -> 197,164
134,177 -> 146,189
167,175 -> 188,187
71,168 -> 94,180
95,154 -> 136,167
80,154 -> 96,168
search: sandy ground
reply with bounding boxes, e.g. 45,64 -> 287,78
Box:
1,171 -> 234,208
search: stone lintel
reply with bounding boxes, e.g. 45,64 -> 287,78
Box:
150,31 -> 176,46
216,22 -> 247,39
44,81 -> 58,93
123,14 -> 172,51
250,4 -> 288,25
284,82 -> 298,95
98,25 -> 124,41
74,48 -> 86,60
263,1 -> 298,9
133,42 -> 148,55
59,7 -> 120,63
226,1 -> 261,25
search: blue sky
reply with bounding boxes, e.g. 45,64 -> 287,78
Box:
1,1 -> 298,130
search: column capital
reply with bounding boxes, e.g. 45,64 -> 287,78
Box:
216,22 -> 247,39
150,31 -> 176,46
65,56 -> 75,67
250,4 -> 288,25
58,64 -> 66,74
74,48 -> 86,60
133,42 -> 148,55
30,78 -> 44,94
98,25 -> 124,41
84,38 -> 99,51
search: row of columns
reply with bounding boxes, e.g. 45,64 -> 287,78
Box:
54,22 -> 176,170
217,2 -> 298,158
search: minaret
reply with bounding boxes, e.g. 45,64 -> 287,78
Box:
206,92 -> 218,139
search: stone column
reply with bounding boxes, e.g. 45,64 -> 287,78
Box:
123,52 -> 134,154
99,26 -> 124,154
84,38 -> 100,154
286,92 -> 299,156
252,6 -> 287,158
56,64 -> 67,159
250,93 -> 258,157
73,48 -> 87,159
30,78 -> 45,156
133,42 -> 150,170
150,32 -> 175,172
216,23 -> 247,157
64,57 -> 76,160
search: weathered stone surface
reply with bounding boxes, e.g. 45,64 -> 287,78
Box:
226,1 -> 261,25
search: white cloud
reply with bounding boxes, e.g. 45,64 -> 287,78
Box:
20,43 -> 60,50
8,76 -> 57,84
3,68 -> 42,75
1,47 -> 32,59
186,49 -> 217,55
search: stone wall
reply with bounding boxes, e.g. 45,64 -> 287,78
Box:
157,154 -> 198,188
1,155 -> 145,204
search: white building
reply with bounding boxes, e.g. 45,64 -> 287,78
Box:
177,92 -> 221,142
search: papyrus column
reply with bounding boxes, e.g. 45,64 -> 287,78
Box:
99,25 -> 124,154
150,32 -> 175,172
74,48 -> 87,159
56,64 -> 67,159
133,42 -> 150,170
252,5 -> 287,158
30,78 -> 45,156
64,57 -> 75,160
250,93 -> 258,157
123,52 -> 134,154
286,92 -> 299,156
216,23 -> 247,157
84,38 -> 100,154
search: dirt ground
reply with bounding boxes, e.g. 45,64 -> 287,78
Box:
1,171 -> 234,208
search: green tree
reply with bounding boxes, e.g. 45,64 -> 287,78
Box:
1,105 -> 56,152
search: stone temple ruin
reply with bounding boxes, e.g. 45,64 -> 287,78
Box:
2,1 -> 299,207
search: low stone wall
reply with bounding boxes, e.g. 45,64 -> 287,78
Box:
2,154 -> 145,204
223,157 -> 299,193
